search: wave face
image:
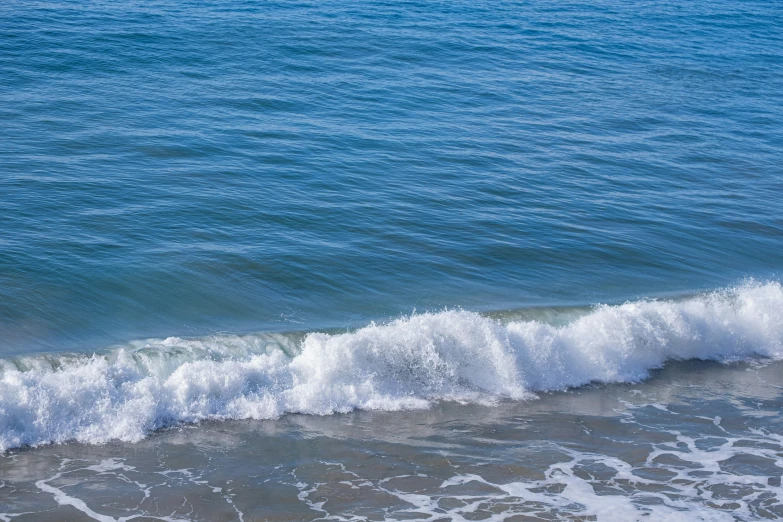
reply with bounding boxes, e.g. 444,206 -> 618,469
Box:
2,281 -> 782,451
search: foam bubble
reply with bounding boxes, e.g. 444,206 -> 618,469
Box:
1,281 -> 782,451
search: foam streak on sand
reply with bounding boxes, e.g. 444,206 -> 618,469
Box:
1,281 -> 782,450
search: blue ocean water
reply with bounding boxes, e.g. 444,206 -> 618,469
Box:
4,3 -> 783,519
2,0 -> 781,356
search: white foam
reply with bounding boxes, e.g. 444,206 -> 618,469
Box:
34,459 -> 193,522
2,281 -> 782,451
291,440 -> 760,521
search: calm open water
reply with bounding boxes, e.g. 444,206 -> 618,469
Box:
1,0 -> 783,520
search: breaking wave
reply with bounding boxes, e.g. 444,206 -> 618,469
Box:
2,281 -> 782,451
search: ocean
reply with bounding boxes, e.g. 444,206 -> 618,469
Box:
1,0 -> 782,520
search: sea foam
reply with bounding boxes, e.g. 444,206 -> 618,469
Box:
1,281 -> 782,451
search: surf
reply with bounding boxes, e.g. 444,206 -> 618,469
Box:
2,280 -> 782,451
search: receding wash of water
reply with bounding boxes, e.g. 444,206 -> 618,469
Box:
1,0 -> 782,520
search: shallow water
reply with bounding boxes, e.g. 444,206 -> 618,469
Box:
3,359 -> 783,521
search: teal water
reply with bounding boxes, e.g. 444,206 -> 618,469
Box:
2,0 -> 782,355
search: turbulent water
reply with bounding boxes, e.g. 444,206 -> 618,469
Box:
2,0 -> 783,520
2,281 -> 783,452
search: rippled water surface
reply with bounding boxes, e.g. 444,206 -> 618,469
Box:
2,0 -> 783,519
2,0 -> 782,353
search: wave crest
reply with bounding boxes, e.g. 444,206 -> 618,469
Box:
2,281 -> 782,450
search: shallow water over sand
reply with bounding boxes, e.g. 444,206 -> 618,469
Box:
3,359 -> 783,521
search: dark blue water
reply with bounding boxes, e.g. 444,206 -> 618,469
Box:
1,0 -> 782,354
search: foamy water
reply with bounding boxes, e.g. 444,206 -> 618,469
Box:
2,281 -> 781,451
3,357 -> 782,521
